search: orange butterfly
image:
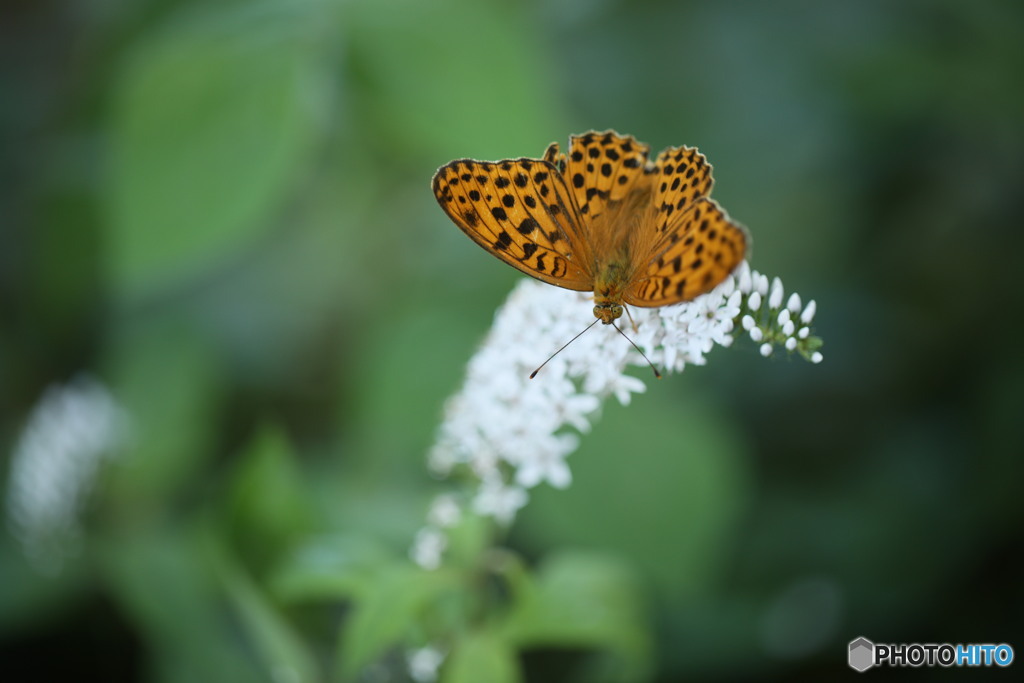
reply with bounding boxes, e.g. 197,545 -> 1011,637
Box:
432,130 -> 747,324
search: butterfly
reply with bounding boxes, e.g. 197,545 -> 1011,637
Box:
432,130 -> 747,324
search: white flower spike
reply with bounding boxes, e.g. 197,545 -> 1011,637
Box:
425,261 -> 824,539
5,376 -> 129,574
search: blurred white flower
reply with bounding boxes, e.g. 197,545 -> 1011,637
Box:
514,443 -> 572,490
5,376 -> 129,574
407,645 -> 445,683
410,527 -> 447,570
472,478 -> 528,525
421,260 -> 823,549
426,493 -> 462,528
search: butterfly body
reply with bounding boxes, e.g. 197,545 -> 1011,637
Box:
433,131 -> 747,323
586,245 -> 631,322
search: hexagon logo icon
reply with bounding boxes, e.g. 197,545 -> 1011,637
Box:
849,637 -> 874,672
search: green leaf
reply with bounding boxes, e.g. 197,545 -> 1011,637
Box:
216,551 -> 320,683
269,535 -> 394,604
337,563 -> 450,679
443,631 -> 522,683
346,0 -> 563,161
99,524 -> 259,683
442,512 -> 492,570
102,318 -> 224,513
106,5 -> 326,298
224,423 -> 314,571
518,389 -> 751,601
501,552 -> 650,668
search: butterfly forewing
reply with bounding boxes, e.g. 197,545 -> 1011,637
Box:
625,198 -> 747,306
564,131 -> 653,222
432,158 -> 592,290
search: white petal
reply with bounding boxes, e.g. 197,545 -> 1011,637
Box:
755,273 -> 770,296
737,261 -> 753,293
801,299 -> 817,323
768,277 -> 784,309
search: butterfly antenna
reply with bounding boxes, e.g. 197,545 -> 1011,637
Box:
530,319 -> 601,379
611,322 -> 662,379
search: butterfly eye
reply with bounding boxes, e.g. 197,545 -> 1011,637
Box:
592,303 -> 624,324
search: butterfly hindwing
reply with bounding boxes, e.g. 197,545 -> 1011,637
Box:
650,145 -> 714,236
542,142 -> 567,174
432,158 -> 592,290
625,198 -> 747,306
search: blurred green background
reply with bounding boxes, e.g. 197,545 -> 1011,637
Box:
2,0 -> 1023,680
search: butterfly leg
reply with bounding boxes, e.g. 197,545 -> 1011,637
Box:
623,305 -> 639,334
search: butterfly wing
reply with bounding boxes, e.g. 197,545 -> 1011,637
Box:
649,145 -> 715,235
624,197 -> 748,306
432,158 -> 593,291
623,145 -> 746,306
563,130 -> 654,222
542,141 -> 567,173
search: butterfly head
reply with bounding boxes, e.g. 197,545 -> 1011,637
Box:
593,302 -> 624,324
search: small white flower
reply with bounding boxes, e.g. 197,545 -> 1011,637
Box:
427,494 -> 462,528
742,315 -> 756,331
811,352 -> 824,364
467,447 -> 501,482
515,447 -> 572,489
750,327 -> 764,342
777,308 -> 791,326
782,320 -> 796,336
607,373 -> 647,406
472,480 -> 528,525
798,326 -> 810,339
785,337 -> 798,351
410,527 -> 447,570
747,291 -> 762,312
760,343 -> 774,357
407,646 -> 445,683
787,293 -> 802,314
